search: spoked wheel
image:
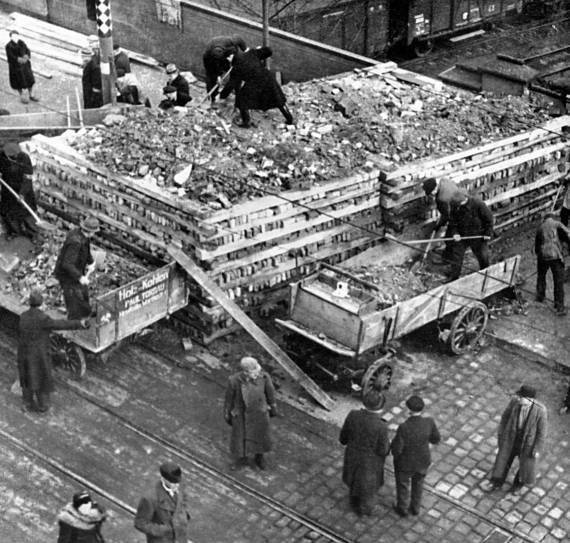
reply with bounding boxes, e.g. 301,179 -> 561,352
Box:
361,354 -> 394,398
448,301 -> 488,355
413,39 -> 434,58
51,335 -> 87,378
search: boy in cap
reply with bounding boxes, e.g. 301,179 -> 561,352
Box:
57,490 -> 106,543
165,64 -> 191,106
340,390 -> 390,516
391,395 -> 440,517
18,290 -> 88,413
54,216 -> 100,319
488,385 -> 548,494
134,461 -> 192,543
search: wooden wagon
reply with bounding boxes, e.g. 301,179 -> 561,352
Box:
276,256 -> 521,395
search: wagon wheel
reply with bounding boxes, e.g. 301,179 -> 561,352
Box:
448,301 -> 488,355
361,356 -> 393,398
51,335 -> 87,378
413,39 -> 434,58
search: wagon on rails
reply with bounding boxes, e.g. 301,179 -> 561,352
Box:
0,238 -> 188,378
275,256 -> 521,396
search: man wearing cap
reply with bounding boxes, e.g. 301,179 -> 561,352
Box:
134,461 -> 192,543
447,194 -> 494,281
0,141 -> 37,239
203,35 -> 246,102
82,39 -> 102,109
224,356 -> 278,470
391,395 -> 440,517
339,390 -> 390,516
165,64 -> 191,106
54,217 -> 99,319
535,212 -> 570,316
57,489 -> 107,543
113,42 -> 131,74
18,290 -> 88,413
489,385 -> 548,494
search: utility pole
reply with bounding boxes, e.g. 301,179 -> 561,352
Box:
96,0 -> 116,105
262,0 -> 270,69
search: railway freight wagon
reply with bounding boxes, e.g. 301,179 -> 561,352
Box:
274,0 -> 540,58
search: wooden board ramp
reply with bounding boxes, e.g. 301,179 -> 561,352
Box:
167,246 -> 335,411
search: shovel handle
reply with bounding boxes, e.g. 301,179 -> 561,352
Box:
0,176 -> 43,225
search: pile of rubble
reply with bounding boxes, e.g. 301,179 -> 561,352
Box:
65,71 -> 549,206
6,233 -> 144,311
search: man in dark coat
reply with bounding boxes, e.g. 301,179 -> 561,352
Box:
5,30 -> 37,103
113,43 -> 131,74
223,356 -> 277,470
134,462 -> 192,543
18,290 -> 86,413
54,217 -> 99,319
340,390 -> 390,516
391,395 -> 441,517
0,141 -> 37,239
219,46 -> 293,128
447,194 -> 494,280
488,385 -> 548,494
82,48 -> 103,109
535,212 -> 570,316
202,35 -> 246,102
57,490 -> 107,543
165,64 -> 191,106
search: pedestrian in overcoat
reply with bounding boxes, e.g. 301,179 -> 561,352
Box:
18,290 -> 86,413
447,194 -> 494,280
134,462 -> 192,543
340,390 -> 390,516
57,490 -> 107,543
82,50 -> 103,109
534,212 -> 570,316
219,46 -> 293,128
489,385 -> 548,494
54,217 -> 99,319
391,395 -> 440,517
223,356 -> 277,470
202,35 -> 246,102
5,30 -> 37,103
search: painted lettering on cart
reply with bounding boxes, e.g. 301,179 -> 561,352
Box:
117,270 -> 169,318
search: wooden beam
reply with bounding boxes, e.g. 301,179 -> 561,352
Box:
167,246 -> 335,411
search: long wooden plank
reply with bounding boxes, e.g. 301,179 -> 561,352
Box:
167,246 -> 335,410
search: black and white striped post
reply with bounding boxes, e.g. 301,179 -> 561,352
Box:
96,0 -> 116,105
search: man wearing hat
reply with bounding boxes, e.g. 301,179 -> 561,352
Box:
113,42 -> 131,74
223,356 -> 277,470
391,395 -> 440,517
534,212 -> 570,316
165,64 -> 191,106
134,461 -> 192,543
54,217 -> 100,319
18,290 -> 88,413
422,176 -> 467,261
0,141 -> 38,239
488,385 -> 548,494
57,489 -> 107,542
339,390 -> 390,516
82,38 -> 102,109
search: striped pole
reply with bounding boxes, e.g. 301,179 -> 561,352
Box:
96,0 -> 116,105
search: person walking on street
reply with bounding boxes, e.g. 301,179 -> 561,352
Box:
18,290 -> 88,413
5,30 -> 38,104
535,212 -> 570,316
82,39 -> 103,109
391,395 -> 441,517
488,385 -> 548,494
54,217 -> 99,319
223,356 -> 278,470
165,64 -> 191,106
422,176 -> 467,261
134,462 -> 192,543
0,141 -> 38,239
57,490 -> 107,543
447,194 -> 494,280
340,390 -> 390,516
202,35 -> 246,102
219,46 -> 293,128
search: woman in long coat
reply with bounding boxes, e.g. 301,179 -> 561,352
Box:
219,46 -> 293,127
340,391 -> 390,516
18,290 -> 85,412
223,356 -> 277,470
5,30 -> 37,103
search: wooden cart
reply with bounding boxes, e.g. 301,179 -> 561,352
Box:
276,256 -> 520,395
